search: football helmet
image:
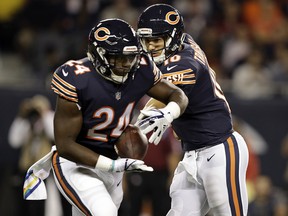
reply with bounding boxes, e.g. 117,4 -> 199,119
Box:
87,18 -> 141,84
137,4 -> 184,65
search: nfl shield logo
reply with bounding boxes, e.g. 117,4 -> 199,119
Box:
115,92 -> 121,100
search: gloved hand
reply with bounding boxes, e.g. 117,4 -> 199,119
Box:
135,108 -> 173,145
95,155 -> 153,172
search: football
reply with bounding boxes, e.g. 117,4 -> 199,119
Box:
115,124 -> 148,160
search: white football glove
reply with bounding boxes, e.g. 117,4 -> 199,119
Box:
95,155 -> 153,172
135,108 -> 173,145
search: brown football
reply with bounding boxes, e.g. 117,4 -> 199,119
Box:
115,124 -> 148,160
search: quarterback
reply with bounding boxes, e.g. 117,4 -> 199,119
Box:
137,4 -> 249,216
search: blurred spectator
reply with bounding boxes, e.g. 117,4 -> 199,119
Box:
8,95 -> 54,216
15,26 -> 66,88
231,47 -> 275,99
99,0 -> 139,28
268,44 -> 288,97
242,0 -> 286,56
8,95 -> 71,216
197,25 -> 223,78
65,0 -> 100,19
32,31 -> 66,87
1,1 -> 66,88
64,0 -> 100,31
0,0 -> 288,97
173,0 -> 211,41
232,116 -> 263,202
221,24 -> 252,79
248,175 -> 288,216
60,0 -> 101,74
220,0 -> 242,32
9,95 -> 54,172
232,116 -> 268,156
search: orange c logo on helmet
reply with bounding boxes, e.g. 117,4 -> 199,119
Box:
165,11 -> 180,25
94,27 -> 110,41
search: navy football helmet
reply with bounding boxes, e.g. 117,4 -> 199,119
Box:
87,19 -> 141,84
137,4 -> 184,65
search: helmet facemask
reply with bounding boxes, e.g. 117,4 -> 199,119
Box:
107,52 -> 140,83
138,28 -> 178,65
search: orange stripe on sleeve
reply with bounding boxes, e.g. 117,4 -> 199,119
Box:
51,79 -> 77,97
54,73 -> 76,91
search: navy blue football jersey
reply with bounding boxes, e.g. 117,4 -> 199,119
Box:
159,33 -> 233,151
51,55 -> 161,159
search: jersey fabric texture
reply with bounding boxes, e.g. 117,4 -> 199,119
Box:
159,33 -> 233,151
51,55 -> 161,160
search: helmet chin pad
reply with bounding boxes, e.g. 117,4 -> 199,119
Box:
152,49 -> 166,65
111,72 -> 128,83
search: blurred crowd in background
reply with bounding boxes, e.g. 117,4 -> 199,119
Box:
0,0 -> 288,215
1,0 -> 288,99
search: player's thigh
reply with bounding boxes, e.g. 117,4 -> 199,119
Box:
200,145 -> 228,209
52,155 -> 122,216
167,166 -> 209,216
200,133 -> 248,215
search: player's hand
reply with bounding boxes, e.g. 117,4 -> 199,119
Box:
95,155 -> 153,172
113,158 -> 153,172
135,108 -> 173,145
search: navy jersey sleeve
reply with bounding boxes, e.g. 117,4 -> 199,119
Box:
159,34 -> 233,150
161,59 -> 198,96
151,61 -> 162,85
160,33 -> 213,96
138,54 -> 162,86
51,63 -> 78,103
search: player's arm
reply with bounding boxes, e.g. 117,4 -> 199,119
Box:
147,78 -> 188,115
54,96 -> 152,172
142,97 -> 165,110
54,96 -> 99,167
136,79 -> 188,144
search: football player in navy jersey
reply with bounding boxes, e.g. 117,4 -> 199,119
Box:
50,18 -> 188,216
136,4 -> 249,216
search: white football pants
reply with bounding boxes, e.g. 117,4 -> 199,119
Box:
51,152 -> 123,216
167,131 -> 249,216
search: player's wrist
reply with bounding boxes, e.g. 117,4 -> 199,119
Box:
95,155 -> 114,172
160,101 -> 181,122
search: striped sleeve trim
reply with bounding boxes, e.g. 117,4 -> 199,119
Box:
153,63 -> 162,85
51,73 -> 78,103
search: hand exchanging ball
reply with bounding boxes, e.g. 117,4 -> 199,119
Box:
115,124 -> 148,160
